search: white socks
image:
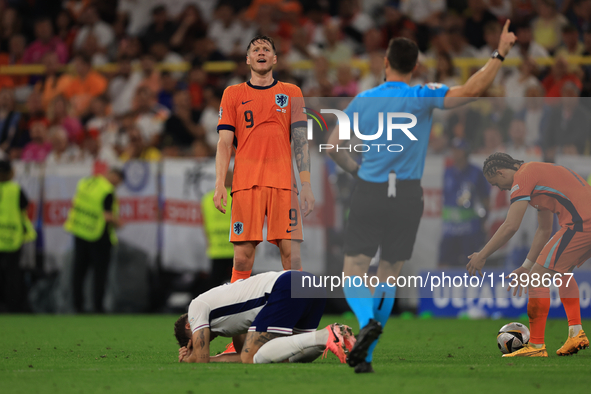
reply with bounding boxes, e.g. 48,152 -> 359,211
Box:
252,330 -> 328,364
569,324 -> 582,338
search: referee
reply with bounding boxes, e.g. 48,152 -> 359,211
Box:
328,21 -> 516,373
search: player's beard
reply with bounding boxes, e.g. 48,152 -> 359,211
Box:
250,62 -> 274,77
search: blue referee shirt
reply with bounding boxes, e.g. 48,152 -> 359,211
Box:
343,81 -> 449,182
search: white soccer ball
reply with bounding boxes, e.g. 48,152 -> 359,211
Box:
497,322 -> 530,354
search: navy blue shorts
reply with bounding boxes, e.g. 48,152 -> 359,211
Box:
250,271 -> 326,335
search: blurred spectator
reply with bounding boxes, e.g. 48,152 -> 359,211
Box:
161,90 -> 204,151
515,23 -> 551,58
433,52 -> 461,87
60,54 -> 108,116
505,119 -> 541,157
358,52 -> 385,92
149,41 -> 184,80
21,120 -> 51,163
55,9 -> 78,55
285,28 -> 320,81
141,5 -> 176,50
0,88 -> 20,157
192,139 -> 211,158
520,84 -> 546,147
0,35 -> 29,91
464,0 -> 498,49
567,0 -> 591,39
400,0 -> 444,51
13,91 -> 45,158
158,72 -> 176,111
543,81 -> 591,159
109,56 -> 142,115
74,5 -> 115,54
170,4 -> 207,53
302,56 -> 334,96
225,57 -> 249,87
276,1 -> 305,42
582,28 -> 591,98
360,28 -> 384,59
555,24 -> 586,59
207,4 -> 244,57
446,27 -> 479,59
188,65 -> 207,109
486,0 -> 512,19
504,57 -> 543,110
79,131 -> 119,166
332,64 -> 358,96
162,0 -> 213,20
477,126 -> 506,155
381,2 -> 417,46
136,53 -> 161,95
201,87 -> 222,150
84,96 -> 119,150
118,0 -> 156,37
81,32 -> 109,67
45,126 -> 81,165
0,7 -> 21,53
542,56 -> 583,97
321,22 -> 353,64
38,51 -> 64,108
47,95 -> 84,144
333,0 -> 374,53
120,125 -> 161,162
134,86 -> 170,147
22,17 -> 68,64
191,37 -> 226,64
532,0 -> 569,52
439,138 -> 490,267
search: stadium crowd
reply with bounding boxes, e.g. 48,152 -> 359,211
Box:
0,0 -> 591,165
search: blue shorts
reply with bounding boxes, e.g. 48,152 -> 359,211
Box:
250,271 -> 326,335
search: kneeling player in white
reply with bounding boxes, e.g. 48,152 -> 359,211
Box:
174,271 -> 355,364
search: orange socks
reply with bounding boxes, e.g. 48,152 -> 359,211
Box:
231,268 -> 252,283
559,277 -> 581,326
528,286 -> 550,345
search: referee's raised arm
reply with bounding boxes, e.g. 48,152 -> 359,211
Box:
443,20 -> 517,108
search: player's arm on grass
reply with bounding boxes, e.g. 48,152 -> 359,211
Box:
507,209 -> 554,296
292,124 -> 315,217
214,129 -> 233,214
443,20 -> 516,108
180,328 -> 211,363
467,200 -> 528,276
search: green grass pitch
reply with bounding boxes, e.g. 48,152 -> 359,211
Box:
1,315 -> 589,393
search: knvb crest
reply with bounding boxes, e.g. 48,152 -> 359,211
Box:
233,221 -> 244,235
275,94 -> 288,108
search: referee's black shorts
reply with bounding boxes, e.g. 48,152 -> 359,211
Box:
343,178 -> 423,263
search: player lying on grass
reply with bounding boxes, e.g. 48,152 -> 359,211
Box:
174,270 -> 355,364
467,153 -> 590,357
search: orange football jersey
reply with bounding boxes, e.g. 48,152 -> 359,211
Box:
217,80 -> 306,193
510,162 -> 591,230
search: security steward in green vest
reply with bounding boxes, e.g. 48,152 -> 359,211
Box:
0,160 -> 37,312
201,171 -> 234,286
64,168 -> 124,313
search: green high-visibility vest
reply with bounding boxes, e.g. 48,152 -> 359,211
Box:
201,188 -> 234,259
0,181 -> 36,251
64,175 -> 118,244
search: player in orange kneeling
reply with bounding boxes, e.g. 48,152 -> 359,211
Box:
213,35 -> 314,283
467,153 -> 590,357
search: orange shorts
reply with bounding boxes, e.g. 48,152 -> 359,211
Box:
536,227 -> 591,273
230,186 -> 303,245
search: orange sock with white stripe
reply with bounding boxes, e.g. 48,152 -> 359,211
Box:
559,277 -> 582,336
231,268 -> 252,283
528,286 -> 550,345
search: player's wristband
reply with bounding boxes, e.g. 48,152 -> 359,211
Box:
521,258 -> 535,270
300,171 -> 311,184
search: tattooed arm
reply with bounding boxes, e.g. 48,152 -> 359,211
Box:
240,331 -> 284,364
180,328 -> 211,363
292,126 -> 315,217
